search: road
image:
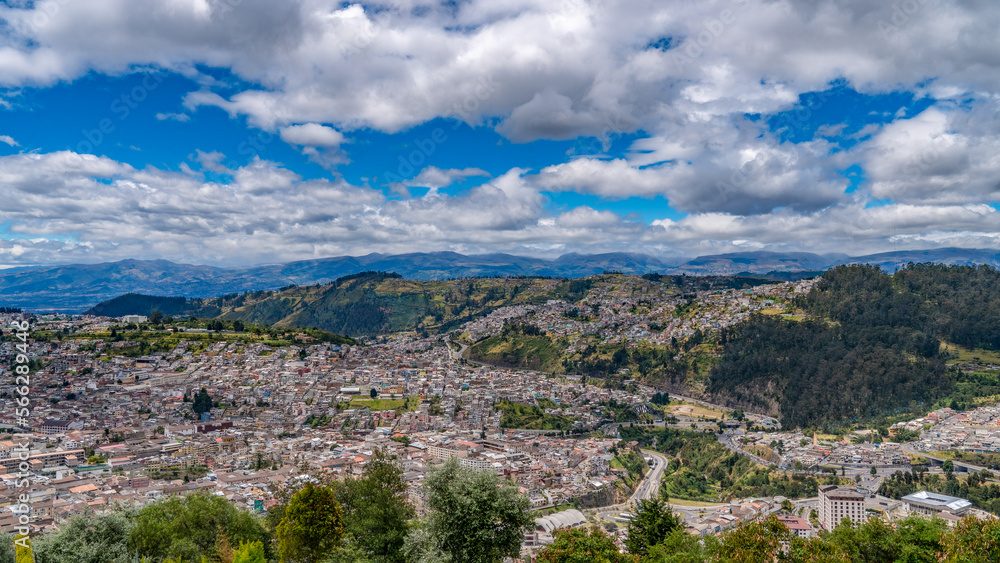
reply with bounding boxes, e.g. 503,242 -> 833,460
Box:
451,341 -> 468,361
588,449 -> 669,521
587,448 -> 727,525
593,447 -> 727,523
718,430 -> 771,466
630,449 -> 670,503
900,442 -> 986,472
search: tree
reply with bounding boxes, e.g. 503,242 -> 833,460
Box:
715,515 -> 791,563
276,482 -> 345,563
624,495 -> 682,557
233,540 -> 267,563
149,310 -> 164,325
334,448 -> 414,562
942,460 -> 954,474
825,517 -> 902,563
871,466 -> 878,475
370,387 -> 378,400
895,516 -> 947,562
537,527 -> 637,562
0,534 -> 16,563
129,492 -> 271,562
939,516 -> 1000,562
412,457 -> 532,562
29,506 -> 137,563
15,538 -> 30,563
643,529 -> 718,563
784,537 -> 849,563
193,387 -> 213,415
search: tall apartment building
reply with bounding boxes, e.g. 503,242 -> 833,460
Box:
818,485 -> 866,530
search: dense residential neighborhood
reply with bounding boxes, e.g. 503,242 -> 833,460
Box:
2,287 -> 996,560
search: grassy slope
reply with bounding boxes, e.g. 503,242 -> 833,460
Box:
466,333 -> 565,372
219,276 -> 566,336
496,400 -> 575,430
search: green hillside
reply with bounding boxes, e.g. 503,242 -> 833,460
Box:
467,323 -> 566,372
709,263 -> 1000,430
86,271 -> 784,339
218,272 -> 569,336
85,293 -> 224,318
618,426 -> 836,502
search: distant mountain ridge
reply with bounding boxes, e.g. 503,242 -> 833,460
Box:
4,247 -> 1000,311
670,251 -> 847,276
835,248 -> 1000,272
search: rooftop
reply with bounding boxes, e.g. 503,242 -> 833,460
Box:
902,491 -> 972,512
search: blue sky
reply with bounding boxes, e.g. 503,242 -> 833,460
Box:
1,0 -> 999,267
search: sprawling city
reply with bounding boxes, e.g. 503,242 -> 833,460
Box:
3,267 -> 1000,561
5,0 -> 1000,561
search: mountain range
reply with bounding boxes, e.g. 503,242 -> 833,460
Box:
3,247 -> 999,312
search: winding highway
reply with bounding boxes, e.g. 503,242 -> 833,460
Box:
592,448 -> 727,523
631,449 -> 670,503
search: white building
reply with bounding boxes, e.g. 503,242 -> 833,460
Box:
524,509 -> 588,550
777,515 -> 817,538
121,315 -> 148,323
459,456 -> 492,471
818,485 -> 866,530
902,491 -> 972,519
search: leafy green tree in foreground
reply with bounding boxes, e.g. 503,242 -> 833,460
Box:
642,528 -> 718,563
939,516 -> 1000,562
276,482 -> 345,563
407,457 -> 532,563
537,527 -> 636,562
31,506 -> 137,563
0,535 -> 14,563
334,448 -> 414,562
129,492 -> 270,562
233,540 -> 267,563
825,515 -> 946,563
624,494 -> 683,557
715,515 -> 812,563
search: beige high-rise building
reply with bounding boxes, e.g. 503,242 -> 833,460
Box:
818,485 -> 866,530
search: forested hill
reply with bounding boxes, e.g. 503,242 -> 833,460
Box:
86,271 -> 783,338
86,273 -> 568,336
708,263 -> 1000,431
216,272 -> 766,337
86,293 -> 223,318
